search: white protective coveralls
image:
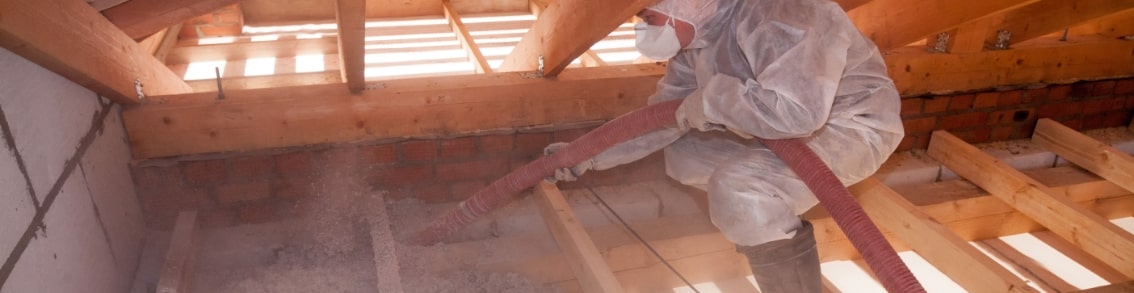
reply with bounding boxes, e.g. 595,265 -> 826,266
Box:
575,0 -> 904,246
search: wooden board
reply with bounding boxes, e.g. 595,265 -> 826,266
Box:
533,182 -> 623,293
443,0 -> 493,74
101,0 -> 240,39
846,0 -> 1039,51
156,211 -> 199,293
335,0 -> 366,93
368,195 -> 405,293
166,36 -> 339,65
0,0 -> 193,104
1032,118 -> 1134,193
927,130 -> 1134,279
976,238 -> 1078,292
852,177 -> 1034,292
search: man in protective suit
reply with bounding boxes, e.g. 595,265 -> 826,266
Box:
545,0 -> 904,291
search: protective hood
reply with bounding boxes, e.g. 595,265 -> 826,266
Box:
645,0 -> 737,49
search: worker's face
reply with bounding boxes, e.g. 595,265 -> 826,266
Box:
637,9 -> 694,49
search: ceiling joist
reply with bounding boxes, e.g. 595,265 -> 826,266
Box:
165,36 -> 339,66
498,0 -> 656,76
0,0 -> 192,104
102,0 -> 241,40
443,0 -> 493,74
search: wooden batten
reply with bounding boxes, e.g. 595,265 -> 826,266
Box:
983,0 -> 1134,47
443,0 -> 493,74
534,182 -> 623,293
1033,119 -> 1134,193
165,36 -> 339,65
334,0 -> 366,93
846,0 -> 1040,51
0,0 -> 193,104
156,211 -> 200,293
927,130 -> 1134,279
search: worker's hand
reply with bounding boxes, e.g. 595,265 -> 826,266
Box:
676,93 -> 725,132
543,142 -> 594,182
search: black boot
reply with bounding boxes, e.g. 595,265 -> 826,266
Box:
736,220 -> 821,293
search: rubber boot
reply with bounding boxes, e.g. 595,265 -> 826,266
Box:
736,220 -> 821,293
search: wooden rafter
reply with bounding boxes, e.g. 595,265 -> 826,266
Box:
335,0 -> 366,93
1031,231 -> 1131,284
1069,8 -> 1134,38
153,24 -> 185,63
527,0 -> 607,69
846,0 -> 1040,51
499,0 -> 656,76
936,16 -> 1003,53
0,0 -> 192,104
852,177 -> 1033,292
983,0 -> 1134,47
166,36 -> 338,65
443,0 -> 493,74
1032,119 -> 1134,193
534,182 -> 623,293
927,130 -> 1134,279
102,0 -> 241,40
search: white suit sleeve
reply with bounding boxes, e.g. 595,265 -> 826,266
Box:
697,10 -> 851,139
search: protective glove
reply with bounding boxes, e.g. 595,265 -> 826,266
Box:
542,142 -> 595,182
675,89 -> 726,132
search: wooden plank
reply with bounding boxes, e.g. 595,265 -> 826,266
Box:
443,0 -> 493,74
846,0 -> 1039,51
1031,231 -> 1131,284
887,36 -> 1134,96
156,211 -> 199,293
166,36 -> 338,65
1033,118 -> 1134,193
497,0 -> 656,76
334,0 -> 366,93
102,0 -> 241,40
368,195 -> 404,293
985,0 -> 1134,47
153,24 -> 185,63
852,177 -> 1034,292
1078,281 -> 1134,293
1068,8 -> 1134,38
977,238 -> 1077,292
139,28 -> 174,57
0,0 -> 193,104
927,130 -> 1134,279
123,63 -> 664,158
533,182 -> 623,293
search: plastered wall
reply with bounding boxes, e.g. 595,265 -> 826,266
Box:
0,48 -> 145,293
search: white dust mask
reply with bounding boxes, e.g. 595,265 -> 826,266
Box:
635,20 -> 682,60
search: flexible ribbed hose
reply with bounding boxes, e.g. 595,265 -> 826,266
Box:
411,100 -> 924,292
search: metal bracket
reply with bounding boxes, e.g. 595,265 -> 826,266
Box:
994,30 -> 1012,50
537,55 -> 545,77
214,67 -> 225,100
931,32 -> 950,53
134,79 -> 145,100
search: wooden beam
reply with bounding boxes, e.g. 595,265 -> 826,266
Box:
443,0 -> 493,74
334,0 -> 366,93
534,182 -> 624,293
976,238 -> 1078,292
102,0 -> 241,40
1031,231 -> 1131,284
1033,118 -> 1134,193
498,0 -> 656,76
123,63 -> 664,158
1068,8 -> 1134,38
846,0 -> 1039,51
580,51 -> 609,67
984,0 -> 1134,47
156,211 -> 199,293
887,36 -> 1134,95
852,177 -> 1034,292
139,28 -> 174,57
527,0 -> 607,69
0,0 -> 193,104
166,35 -> 338,65
927,130 -> 1134,279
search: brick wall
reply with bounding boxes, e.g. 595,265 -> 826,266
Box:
131,77 -> 1134,229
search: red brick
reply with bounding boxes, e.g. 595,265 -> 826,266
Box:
938,112 -> 988,130
400,140 -> 437,162
275,152 -> 313,177
198,24 -> 242,37
955,128 -> 992,144
449,180 -> 487,200
216,180 -> 271,204
949,94 -> 975,110
991,125 -> 1014,141
415,185 -> 451,203
899,98 -> 923,117
178,25 -> 200,39
1090,80 -> 1116,97
1022,88 -> 1047,104
998,91 -> 1023,107
1083,114 -> 1107,129
1037,102 -> 1084,119
370,164 -> 434,187
515,133 -> 551,155
1048,85 -> 1071,101
200,208 -> 237,228
553,128 -> 591,143
436,159 -> 509,181
230,156 -> 273,179
440,137 -> 478,159
182,160 -> 226,185
360,144 -> 397,165
1103,111 -> 1131,128
186,14 -> 213,25
988,109 -> 1034,125
1070,82 -> 1093,98
1128,95 -> 1134,109
480,134 -> 514,154
212,7 -> 243,24
973,92 -> 998,109
1011,124 -> 1036,140
316,147 -> 360,171
1115,79 -> 1134,95
923,96 -> 950,113
896,135 -> 916,152
1054,117 -> 1083,130
132,165 -> 181,188
140,186 -> 212,213
273,177 -> 314,199
239,202 -> 275,224
902,117 -> 937,133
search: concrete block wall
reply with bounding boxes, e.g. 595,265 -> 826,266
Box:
0,49 -> 145,293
